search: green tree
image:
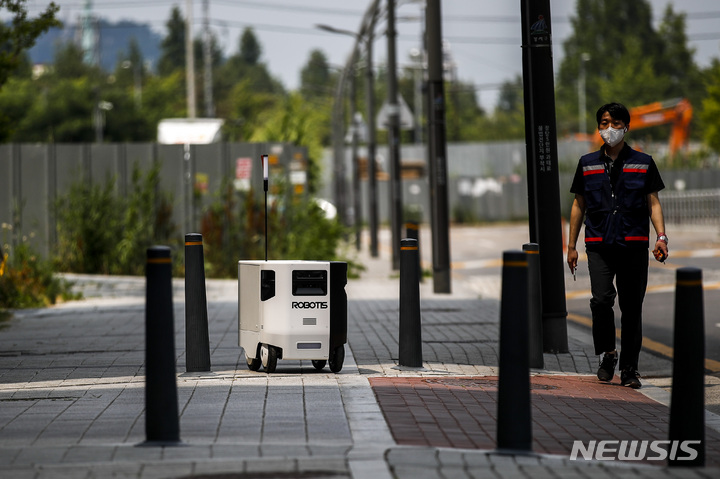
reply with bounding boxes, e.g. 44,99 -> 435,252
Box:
114,37 -> 145,89
477,75 -> 526,141
701,59 -> 720,153
141,70 -> 187,123
6,43 -> 102,142
496,75 -> 523,114
0,75 -> 33,140
215,28 -> 285,137
442,81 -> 483,141
555,0 -> 696,135
250,92 -> 324,194
239,27 -> 261,65
53,41 -> 97,78
19,76 -> 96,141
220,77 -> 279,141
0,0 -> 60,89
300,49 -> 333,99
158,6 -> 185,76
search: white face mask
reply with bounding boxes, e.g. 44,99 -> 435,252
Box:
599,126 -> 627,148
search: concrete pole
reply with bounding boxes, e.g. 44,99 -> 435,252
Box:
185,0 -> 196,118
202,0 -> 214,117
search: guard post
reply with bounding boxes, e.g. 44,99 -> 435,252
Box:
496,250 -> 532,452
142,246 -> 181,446
185,233 -> 211,373
405,221 -> 422,282
523,243 -> 543,369
669,267 -> 705,467
398,238 -> 423,368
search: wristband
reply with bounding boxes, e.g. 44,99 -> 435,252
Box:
657,233 -> 668,244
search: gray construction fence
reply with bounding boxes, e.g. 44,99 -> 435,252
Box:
0,142 -> 308,258
1,140 -> 719,259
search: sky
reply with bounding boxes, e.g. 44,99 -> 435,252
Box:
10,0 -> 720,111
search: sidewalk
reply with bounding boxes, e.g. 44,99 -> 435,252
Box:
0,231 -> 718,478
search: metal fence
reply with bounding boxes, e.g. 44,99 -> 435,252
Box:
0,142 -> 308,258
661,189 -> 720,225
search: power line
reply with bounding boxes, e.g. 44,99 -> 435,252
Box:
55,18 -> 720,46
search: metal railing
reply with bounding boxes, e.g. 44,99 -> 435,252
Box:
661,189 -> 720,225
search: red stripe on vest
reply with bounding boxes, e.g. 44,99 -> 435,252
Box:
583,170 -> 605,176
585,237 -> 603,242
625,236 -> 649,241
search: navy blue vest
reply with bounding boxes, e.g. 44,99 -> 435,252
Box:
579,148 -> 652,248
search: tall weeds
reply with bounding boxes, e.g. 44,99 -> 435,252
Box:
54,162 -> 177,275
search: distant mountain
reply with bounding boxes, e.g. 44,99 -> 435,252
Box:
26,19 -> 162,72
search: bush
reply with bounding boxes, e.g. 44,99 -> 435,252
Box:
200,181 -> 357,278
53,163 -> 359,279
0,229 -> 79,309
54,162 -> 178,275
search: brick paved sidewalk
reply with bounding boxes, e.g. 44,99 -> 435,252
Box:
369,375 -> 720,466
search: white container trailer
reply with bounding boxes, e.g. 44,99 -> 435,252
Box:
238,260 -> 347,373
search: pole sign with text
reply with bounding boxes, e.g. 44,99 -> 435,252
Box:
521,0 -> 568,353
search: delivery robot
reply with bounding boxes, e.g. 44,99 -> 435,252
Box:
238,260 -> 347,373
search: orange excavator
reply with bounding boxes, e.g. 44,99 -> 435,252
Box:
578,98 -> 693,158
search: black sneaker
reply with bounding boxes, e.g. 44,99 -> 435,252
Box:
621,366 -> 642,389
597,352 -> 618,381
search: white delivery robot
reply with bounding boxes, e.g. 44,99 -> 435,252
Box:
238,260 -> 347,373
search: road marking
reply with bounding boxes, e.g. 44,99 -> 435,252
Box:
452,258 -> 503,270
670,249 -> 720,258
567,312 -> 720,373
567,281 -> 720,300
454,249 -> 720,272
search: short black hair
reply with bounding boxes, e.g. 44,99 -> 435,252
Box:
596,102 -> 630,126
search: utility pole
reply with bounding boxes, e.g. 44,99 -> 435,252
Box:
185,0 -> 196,118
366,9 -> 379,258
81,0 -> 98,66
386,0 -> 403,270
425,0 -> 451,293
202,0 -> 214,117
520,0 -> 568,353
331,66 -> 347,228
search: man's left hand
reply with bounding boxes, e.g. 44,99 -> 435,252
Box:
653,240 -> 669,262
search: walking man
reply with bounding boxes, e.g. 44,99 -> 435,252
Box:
567,102 -> 669,389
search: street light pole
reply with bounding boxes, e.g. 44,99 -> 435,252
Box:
315,0 -> 381,257
349,53 -> 362,251
386,0 -> 403,270
331,67 -> 348,228
365,19 -> 379,258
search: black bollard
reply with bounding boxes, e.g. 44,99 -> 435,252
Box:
405,221 -> 423,283
523,243 -> 544,369
398,238 -> 423,368
142,246 -> 181,446
669,267 -> 705,467
184,233 -> 211,373
496,250 -> 532,452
